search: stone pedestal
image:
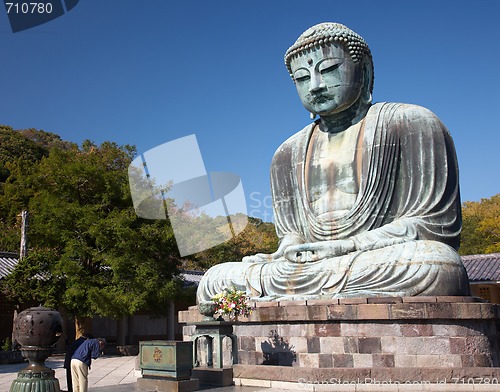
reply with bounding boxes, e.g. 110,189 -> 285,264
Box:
137,341 -> 199,392
180,296 -> 500,385
182,321 -> 237,386
192,367 -> 233,387
136,377 -> 199,392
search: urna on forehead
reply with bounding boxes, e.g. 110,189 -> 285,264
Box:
284,22 -> 372,77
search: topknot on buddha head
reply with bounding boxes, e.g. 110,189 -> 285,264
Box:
285,23 -> 373,90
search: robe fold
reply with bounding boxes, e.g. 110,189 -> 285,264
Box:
196,102 -> 470,302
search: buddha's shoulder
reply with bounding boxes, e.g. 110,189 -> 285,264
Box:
273,122 -> 315,157
373,102 -> 442,123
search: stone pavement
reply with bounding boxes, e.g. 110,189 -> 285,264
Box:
0,355 -> 276,392
2,355 -> 499,391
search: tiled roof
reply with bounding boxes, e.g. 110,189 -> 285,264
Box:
180,270 -> 204,285
0,254 -> 206,285
462,253 -> 500,282
0,252 -> 19,279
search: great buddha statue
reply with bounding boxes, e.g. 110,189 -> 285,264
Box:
197,22 -> 470,302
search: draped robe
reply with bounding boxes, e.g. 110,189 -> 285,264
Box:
196,102 -> 470,302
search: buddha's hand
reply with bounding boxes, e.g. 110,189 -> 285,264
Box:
284,240 -> 356,263
242,234 -> 305,263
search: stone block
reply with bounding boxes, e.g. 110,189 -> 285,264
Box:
381,336 -> 423,354
284,306 -> 308,320
481,303 -> 497,318
356,304 -> 389,319
431,322 -> 482,337
454,303 -> 483,319
288,336 -> 308,353
437,296 -> 481,303
234,324 -> 276,337
191,367 -> 233,387
415,354 -> 462,367
278,323 -> 315,337
318,353 -> 333,368
460,354 -> 474,367
449,337 -> 466,354
307,305 -> 328,320
393,354 -> 417,367
421,337 -> 451,355
237,350 -> 258,365
307,299 -> 339,306
390,303 -> 427,319
327,304 -> 357,320
473,354 -> 494,367
402,296 -> 438,303
255,301 -> 279,308
255,306 -> 285,322
367,297 -> 402,304
425,302 -> 453,319
319,337 -> 345,353
338,297 -> 368,305
238,336 -> 255,351
136,377 -> 199,392
358,337 -> 381,354
372,354 -> 394,367
400,322 -> 433,337
307,337 -> 321,353
370,367 -> 424,382
343,337 -> 359,353
352,353 -> 373,367
332,354 -> 354,367
341,321 -> 402,337
314,322 -> 341,337
465,336 -> 493,354
279,300 -> 307,306
298,353 -> 320,367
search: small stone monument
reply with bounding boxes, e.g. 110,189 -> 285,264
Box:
10,306 -> 63,392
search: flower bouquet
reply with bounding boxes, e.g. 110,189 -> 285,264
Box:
212,287 -> 253,320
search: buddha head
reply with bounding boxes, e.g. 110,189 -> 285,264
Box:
285,23 -> 374,119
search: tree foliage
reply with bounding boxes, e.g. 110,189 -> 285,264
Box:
460,194 -> 500,255
189,216 -> 279,270
0,126 -> 281,320
1,132 -> 183,319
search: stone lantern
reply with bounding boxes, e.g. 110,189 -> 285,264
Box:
10,306 -> 63,392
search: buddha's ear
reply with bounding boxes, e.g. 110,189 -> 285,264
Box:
361,56 -> 374,104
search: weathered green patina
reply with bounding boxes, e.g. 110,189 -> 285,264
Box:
139,340 -> 193,380
197,23 -> 469,302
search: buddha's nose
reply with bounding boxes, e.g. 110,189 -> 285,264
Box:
309,75 -> 326,93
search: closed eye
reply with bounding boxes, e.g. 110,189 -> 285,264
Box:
317,58 -> 344,74
293,68 -> 310,83
319,63 -> 341,74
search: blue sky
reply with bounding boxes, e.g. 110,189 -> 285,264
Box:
1,0 -> 499,222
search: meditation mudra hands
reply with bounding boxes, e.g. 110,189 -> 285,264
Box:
242,235 -> 356,263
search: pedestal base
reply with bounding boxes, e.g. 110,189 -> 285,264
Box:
192,367 -> 233,386
136,377 -> 199,392
10,369 -> 60,392
181,296 -> 500,371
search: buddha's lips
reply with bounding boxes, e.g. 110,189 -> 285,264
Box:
311,95 -> 331,104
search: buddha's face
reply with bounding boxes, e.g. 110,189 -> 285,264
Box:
290,42 -> 363,117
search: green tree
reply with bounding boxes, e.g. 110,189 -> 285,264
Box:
190,216 -> 279,270
1,140 -> 184,333
460,194 -> 500,255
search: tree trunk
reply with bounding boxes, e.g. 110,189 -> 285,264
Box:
75,316 -> 93,338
